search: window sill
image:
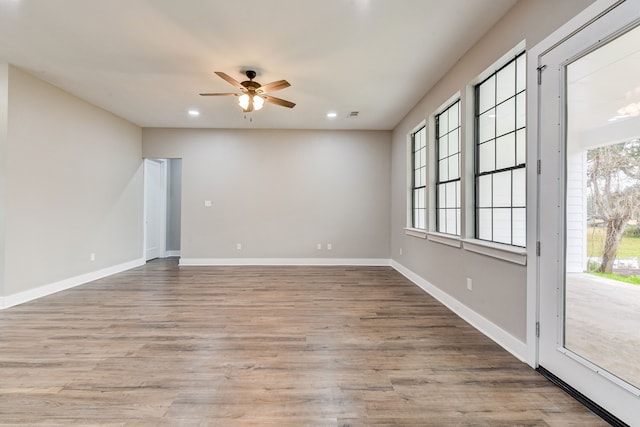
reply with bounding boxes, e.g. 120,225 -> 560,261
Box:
427,232 -> 462,248
461,239 -> 527,265
404,228 -> 427,239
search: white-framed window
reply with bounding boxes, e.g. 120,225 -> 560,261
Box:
435,99 -> 461,235
411,125 -> 427,229
475,51 -> 526,247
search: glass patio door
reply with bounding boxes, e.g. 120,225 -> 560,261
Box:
537,1 -> 640,424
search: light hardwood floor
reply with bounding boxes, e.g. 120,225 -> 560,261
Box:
0,259 -> 606,426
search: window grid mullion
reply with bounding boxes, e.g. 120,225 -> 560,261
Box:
435,101 -> 461,236
475,52 -> 526,247
435,116 -> 441,232
411,126 -> 426,230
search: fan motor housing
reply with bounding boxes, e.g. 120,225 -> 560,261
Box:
241,81 -> 261,91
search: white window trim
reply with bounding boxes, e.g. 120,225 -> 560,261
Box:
427,231 -> 462,248
404,227 -> 427,239
462,238 -> 527,265
471,41 -> 528,249
468,40 -> 526,86
407,120 -> 427,230
432,95 -> 462,237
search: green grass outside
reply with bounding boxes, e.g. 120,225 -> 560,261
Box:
586,227 -> 640,285
590,272 -> 640,285
586,227 -> 640,259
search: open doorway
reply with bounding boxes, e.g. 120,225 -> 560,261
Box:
563,23 -> 640,390
165,159 -> 182,258
536,2 -> 640,422
144,158 -> 182,261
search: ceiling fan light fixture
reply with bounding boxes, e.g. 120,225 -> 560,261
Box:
238,93 -> 264,112
204,70 -> 294,112
238,93 -> 250,110
253,95 -> 264,111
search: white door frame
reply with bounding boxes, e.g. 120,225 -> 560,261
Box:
143,158 -> 167,261
527,0 -> 626,371
529,0 -> 640,424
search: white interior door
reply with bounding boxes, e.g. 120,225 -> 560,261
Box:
144,159 -> 165,261
537,1 -> 640,424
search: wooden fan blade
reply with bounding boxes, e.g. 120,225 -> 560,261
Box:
256,80 -> 291,94
263,95 -> 296,108
214,71 -> 245,90
199,93 -> 240,96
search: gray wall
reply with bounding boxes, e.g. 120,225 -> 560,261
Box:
0,64 -> 8,297
166,158 -> 182,252
0,0 -> 595,340
2,66 -> 143,296
143,128 -> 391,260
390,0 -> 595,341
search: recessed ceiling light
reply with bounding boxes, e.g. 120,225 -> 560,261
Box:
327,112 -> 337,118
188,109 -> 200,116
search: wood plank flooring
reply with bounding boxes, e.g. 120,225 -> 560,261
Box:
0,259 -> 606,426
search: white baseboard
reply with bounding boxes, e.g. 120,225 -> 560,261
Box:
390,260 -> 529,364
164,250 -> 181,257
179,258 -> 391,267
0,257 -> 146,310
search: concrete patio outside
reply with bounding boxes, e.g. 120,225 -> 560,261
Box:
565,272 -> 640,389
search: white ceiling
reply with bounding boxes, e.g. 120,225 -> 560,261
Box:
568,23 -> 640,148
0,0 -> 517,130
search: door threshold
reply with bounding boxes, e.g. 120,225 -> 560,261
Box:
537,366 -> 629,427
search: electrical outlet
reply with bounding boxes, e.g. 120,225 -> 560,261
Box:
327,243 -> 332,250
317,243 -> 322,250
399,248 -> 403,256
90,253 -> 96,261
467,278 -> 473,291
236,243 -> 242,251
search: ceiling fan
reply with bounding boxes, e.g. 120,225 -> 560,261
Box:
200,70 -> 295,112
